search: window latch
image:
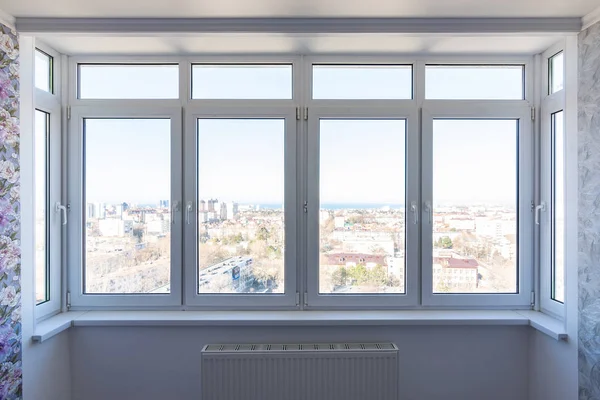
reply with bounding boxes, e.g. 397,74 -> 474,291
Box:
410,201 -> 418,224
55,202 -> 68,226
186,201 -> 194,225
172,201 -> 180,224
534,202 -> 546,225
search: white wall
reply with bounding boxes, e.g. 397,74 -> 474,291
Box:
528,330 -> 577,400
70,325 -> 528,400
24,332 -> 72,400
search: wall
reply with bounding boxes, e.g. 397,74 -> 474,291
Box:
578,20 -> 600,400
529,329 -> 577,400
70,325 -> 528,400
0,21 -> 22,400
24,332 -> 71,400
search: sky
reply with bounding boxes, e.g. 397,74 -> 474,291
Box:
46,64 -> 526,206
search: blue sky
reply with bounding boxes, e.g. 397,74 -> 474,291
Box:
69,64 -> 522,207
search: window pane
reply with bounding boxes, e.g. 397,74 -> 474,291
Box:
313,65 -> 412,99
192,65 -> 292,99
426,65 -> 524,100
35,110 -> 49,304
319,120 -> 406,294
549,52 -> 564,94
84,119 -> 171,293
78,64 -> 179,99
432,119 -> 518,294
35,49 -> 52,93
552,111 -> 565,303
197,119 -> 285,294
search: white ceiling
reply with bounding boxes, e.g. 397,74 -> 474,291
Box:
3,0 -> 600,18
39,34 -> 561,56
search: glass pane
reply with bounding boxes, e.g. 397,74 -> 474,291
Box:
432,119 -> 518,294
319,120 -> 406,294
426,65 -> 524,100
549,52 -> 564,94
35,110 -> 49,304
192,65 -> 292,99
313,65 -> 412,99
552,111 -> 565,303
84,119 -> 171,293
35,49 -> 52,93
197,119 -> 285,294
78,64 -> 179,99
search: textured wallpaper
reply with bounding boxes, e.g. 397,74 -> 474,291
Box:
0,23 -> 21,399
579,20 -> 600,400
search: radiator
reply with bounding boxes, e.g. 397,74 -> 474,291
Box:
201,343 -> 399,400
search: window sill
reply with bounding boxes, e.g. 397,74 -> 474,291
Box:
32,310 -> 567,343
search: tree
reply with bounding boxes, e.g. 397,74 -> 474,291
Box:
436,236 -> 453,249
331,267 -> 349,287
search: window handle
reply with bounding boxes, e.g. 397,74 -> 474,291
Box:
424,201 -> 433,224
535,202 -> 546,225
55,202 -> 67,226
171,201 -> 180,225
185,201 -> 193,225
410,201 -> 418,225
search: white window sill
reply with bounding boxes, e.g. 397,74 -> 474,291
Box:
32,310 -> 567,343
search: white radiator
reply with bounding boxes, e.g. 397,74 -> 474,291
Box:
201,343 -> 399,400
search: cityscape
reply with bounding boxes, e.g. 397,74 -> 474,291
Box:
82,199 -> 517,295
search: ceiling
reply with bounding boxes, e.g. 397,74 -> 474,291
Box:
2,0 -> 599,19
38,34 -> 561,56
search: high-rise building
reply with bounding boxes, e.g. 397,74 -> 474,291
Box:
86,203 -> 96,219
159,200 -> 170,208
95,202 -> 106,219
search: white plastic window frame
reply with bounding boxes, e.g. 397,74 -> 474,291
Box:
421,102 -> 534,308
183,107 -> 298,308
305,57 -> 418,309
64,54 -> 540,310
540,41 -> 566,318
67,105 -> 183,308
183,56 -> 300,309
34,42 -> 62,319
305,105 -> 419,308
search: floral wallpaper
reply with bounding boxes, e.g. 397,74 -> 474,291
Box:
0,23 -> 21,400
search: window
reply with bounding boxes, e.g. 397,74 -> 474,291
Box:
192,64 -> 292,99
551,111 -> 565,303
431,119 -> 518,294
78,64 -> 179,99
34,44 -> 62,319
68,108 -> 182,307
425,65 -> 524,100
34,110 -> 49,305
196,119 -> 285,294
318,119 -> 406,294
549,52 -> 564,94
540,44 -> 566,317
421,107 -> 533,307
83,118 -> 172,294
312,65 -> 412,99
35,49 -> 53,93
66,58 -> 541,311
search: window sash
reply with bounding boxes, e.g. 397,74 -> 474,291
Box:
67,106 -> 183,308
421,103 -> 534,307
305,107 -> 420,308
34,104 -> 62,318
540,95 -> 565,317
183,107 -> 298,308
